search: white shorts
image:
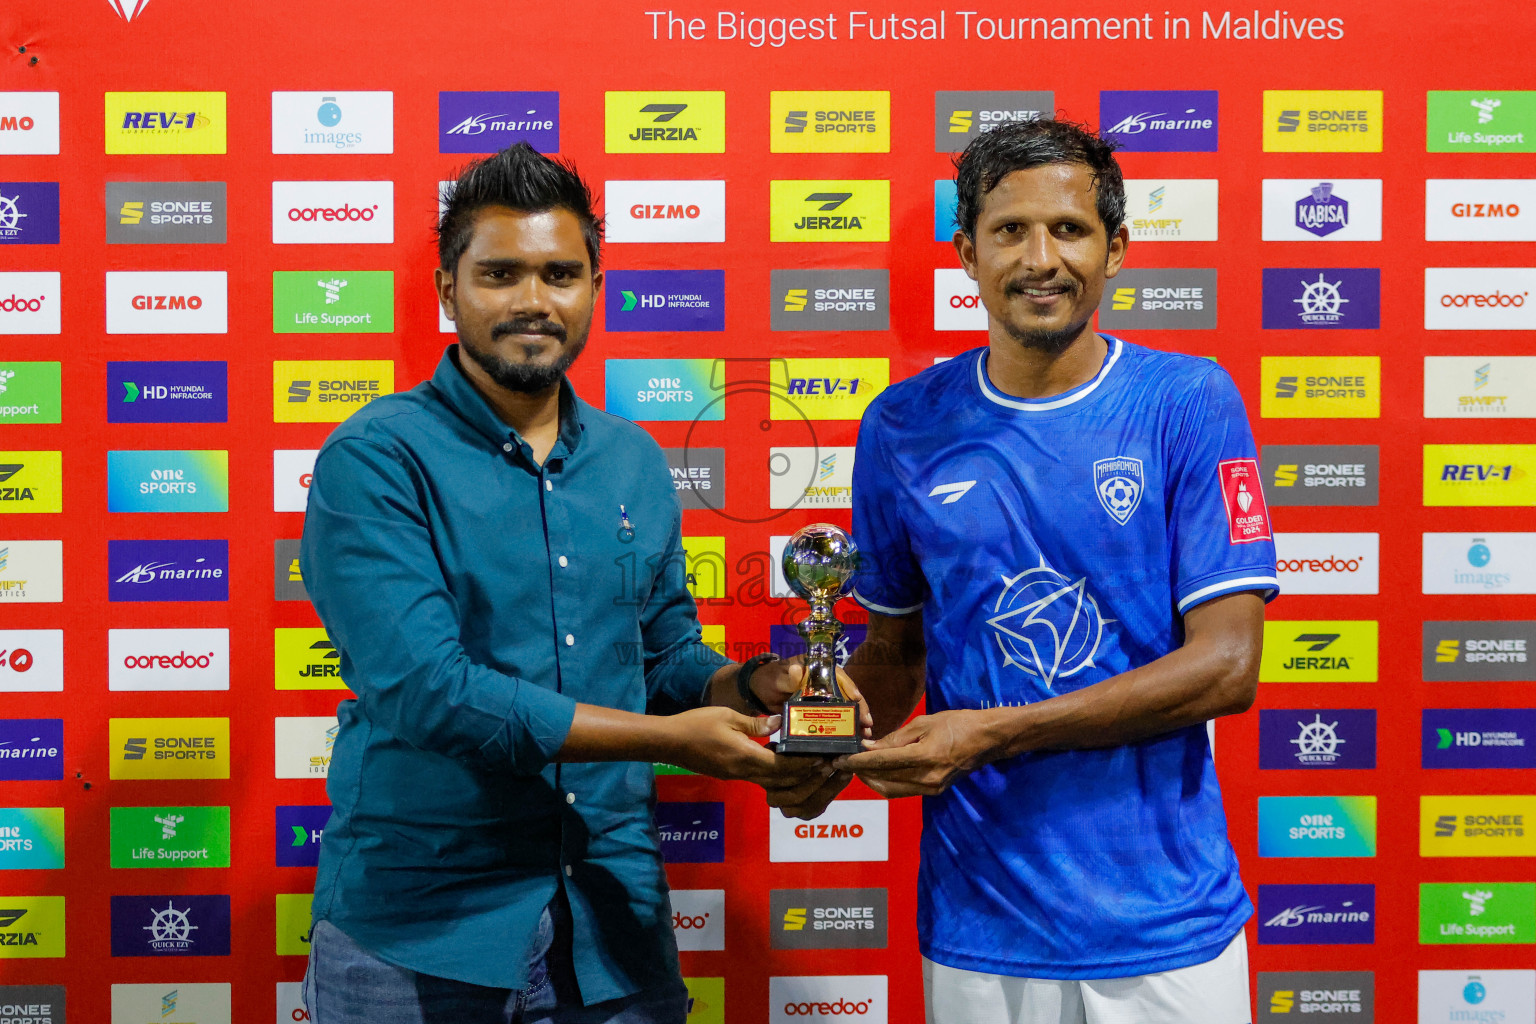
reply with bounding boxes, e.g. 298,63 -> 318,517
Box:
923,930 -> 1251,1024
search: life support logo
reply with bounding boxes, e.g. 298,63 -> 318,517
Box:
987,564 -> 1108,689
1092,456 -> 1144,525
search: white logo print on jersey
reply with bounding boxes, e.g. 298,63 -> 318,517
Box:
1093,456 -> 1144,525
986,563 -> 1110,687
928,480 -> 976,504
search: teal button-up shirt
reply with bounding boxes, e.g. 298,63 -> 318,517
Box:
299,345 -> 728,997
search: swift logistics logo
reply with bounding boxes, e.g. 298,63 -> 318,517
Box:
771,91 -> 890,153
274,717 -> 338,779
111,982 -> 232,1024
1261,444 -> 1379,506
1262,179 -> 1383,241
274,628 -> 348,691
109,718 -> 230,781
605,270 -> 725,332
0,808 -> 64,869
271,181 -> 394,244
769,800 -> 888,863
1424,444 -> 1536,506
1259,621 -> 1378,681
1427,90 -> 1536,152
0,183 -> 58,245
1256,884 -> 1375,944
107,361 -> 226,424
1257,971 -> 1374,1021
770,889 -> 888,950
770,359 -> 887,420
0,272 -> 61,334
104,92 -> 226,154
1420,882 -> 1536,945
669,889 -> 726,951
1257,796 -> 1378,858
0,361 -> 61,424
1096,269 -> 1217,329
605,92 -> 724,153
1259,709 -> 1377,769
0,630 -> 63,693
440,91 -> 558,153
109,806 -> 230,869
604,359 -> 721,422
1424,356 -> 1536,418
106,450 -> 228,513
1422,621 -> 1536,682
1122,179 -> 1219,240
108,628 -> 229,692
1425,268 -> 1536,330
1422,533 -> 1536,595
107,539 -> 228,602
769,448 -> 856,510
1421,795 -> 1536,857
271,91 -> 393,154
1261,356 -> 1380,418
935,90 -> 1052,151
604,180 -> 725,243
0,719 -> 63,781
273,270 -> 394,333
1099,90 -> 1218,151
0,541 -> 63,604
1423,709 -> 1536,770
0,452 -> 61,513
656,802 -> 725,863
1427,179 -> 1536,241
275,805 -> 330,867
1263,90 -> 1382,152
0,896 -> 65,958
770,180 -> 890,242
1261,268 -> 1380,329
106,181 -> 227,244
0,93 -> 60,155
771,270 -> 889,331
273,360 -> 394,422
105,271 -> 228,334
110,895 -> 230,957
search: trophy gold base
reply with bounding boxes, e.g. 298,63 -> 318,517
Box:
769,699 -> 863,756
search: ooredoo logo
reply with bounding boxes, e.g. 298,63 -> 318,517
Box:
934,268 -> 986,331
668,889 -> 725,951
109,628 -> 230,692
0,273 -> 60,335
770,977 -> 887,1024
1274,533 -> 1379,594
770,800 -> 888,863
271,181 -> 394,244
1426,268 -> 1536,330
106,271 -> 227,335
604,181 -> 725,243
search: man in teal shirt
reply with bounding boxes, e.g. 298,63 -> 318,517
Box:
299,144 -> 850,1023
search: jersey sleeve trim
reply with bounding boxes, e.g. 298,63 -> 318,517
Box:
1177,574 -> 1280,614
854,590 -> 923,616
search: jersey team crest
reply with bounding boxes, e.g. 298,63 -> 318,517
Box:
1093,455 -> 1145,524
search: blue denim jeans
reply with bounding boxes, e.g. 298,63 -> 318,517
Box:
302,893 -> 689,1024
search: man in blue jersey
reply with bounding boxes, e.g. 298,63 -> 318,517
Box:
837,119 -> 1277,1023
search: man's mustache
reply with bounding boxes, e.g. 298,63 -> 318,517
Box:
491,319 -> 567,342
1005,279 -> 1077,298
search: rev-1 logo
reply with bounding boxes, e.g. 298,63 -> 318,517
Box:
785,377 -> 866,395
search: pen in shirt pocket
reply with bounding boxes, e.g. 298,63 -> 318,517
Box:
618,504 -> 635,542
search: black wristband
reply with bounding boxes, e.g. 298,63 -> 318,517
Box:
735,653 -> 781,716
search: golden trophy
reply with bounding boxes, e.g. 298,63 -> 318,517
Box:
771,523 -> 863,756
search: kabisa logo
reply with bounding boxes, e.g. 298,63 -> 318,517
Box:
1256,884 -> 1375,945
1262,178 -> 1382,242
771,91 -> 890,153
1218,457 -> 1272,543
0,808 -> 64,870
1423,533 -> 1536,595
770,801 -> 888,863
108,629 -> 230,692
1261,444 -> 1380,507
605,270 -> 725,332
604,359 -> 721,423
771,270 -> 889,331
271,181 -> 394,244
1259,709 -> 1377,769
0,897 -> 65,958
771,358 -> 888,421
0,361 -> 61,424
1423,621 -> 1536,683
1261,268 -> 1381,329
1099,90 -> 1218,152
110,895 -> 230,957
0,630 -> 63,693
275,805 -> 330,868
1427,180 -> 1536,242
769,976 -> 887,1024
768,448 -> 857,510
668,889 -> 726,952
1263,91 -> 1383,153
1257,971 -> 1374,1021
0,272 -> 61,334
987,563 -> 1106,691
605,92 -> 725,154
107,361 -> 227,424
273,271 -> 394,334
105,92 -> 226,154
0,183 -> 59,245
604,180 -> 725,243
106,271 -> 228,335
1426,268 -> 1536,331
0,452 -> 61,513
1122,178 -> 1219,241
770,180 -> 890,242
935,90 -> 1053,151
1428,90 -> 1536,152
1092,456 -> 1144,525
1421,882 -> 1536,945
1261,357 -> 1380,418
655,802 -> 725,863
108,539 -> 229,603
274,717 -> 338,779
0,93 -> 60,155
275,628 -> 348,691
109,805 -> 231,869
1421,795 -> 1536,857
0,719 -> 63,781
273,360 -> 394,423
110,718 -> 230,781
1425,444 -> 1536,507
1259,621 -> 1378,681
1295,182 -> 1349,237
106,181 -> 227,245
1257,795 -> 1378,858
770,889 -> 888,951
272,91 -> 393,154
440,91 -> 558,153
1097,269 -> 1217,329
107,450 -> 229,513
1424,709 -> 1536,770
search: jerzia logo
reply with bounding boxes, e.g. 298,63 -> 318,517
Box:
605,92 -> 723,154
771,181 -> 889,242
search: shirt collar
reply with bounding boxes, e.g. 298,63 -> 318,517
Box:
975,335 -> 1123,413
432,344 -> 586,459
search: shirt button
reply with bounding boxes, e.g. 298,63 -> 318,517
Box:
565,634 -> 575,647
564,865 -> 573,877
545,480 -> 553,492
502,442 -> 513,453
558,556 -> 568,568
566,792 -> 576,805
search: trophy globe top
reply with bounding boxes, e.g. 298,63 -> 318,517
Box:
782,523 -> 858,603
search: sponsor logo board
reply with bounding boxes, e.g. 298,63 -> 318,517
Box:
682,536 -> 725,600
0,93 -> 60,155
1261,268 -> 1380,329
1261,179 -> 1383,241
1258,795 -> 1377,857
107,450 -> 228,513
605,92 -> 723,154
770,360 -> 886,420
1100,90 -> 1218,152
272,181 -> 393,244
1426,268 -> 1536,330
1421,883 -> 1536,944
604,181 -> 725,243
1275,533 -> 1378,594
0,451 -> 60,513
109,539 -> 227,602
1261,444 -> 1378,506
662,448 -> 725,512
684,977 -> 723,1024
1422,795 -> 1536,857
1096,269 -> 1217,329
276,982 -> 305,1024
271,91 -> 393,154
0,541 -> 63,604
110,894 -> 230,956
1263,90 -> 1382,152
1261,356 -> 1380,418
769,447 -> 854,509
656,801 -> 724,863
0,630 -> 62,693
1427,179 -> 1536,241
0,985 -> 64,1023
0,361 -> 61,424
604,359 -> 721,422
1423,709 -> 1536,770
768,976 -> 886,1024
276,894 -> 312,955
1425,356 -> 1536,418
273,361 -> 393,423
105,271 -> 227,334
771,270 -> 889,331
1256,884 -> 1375,944
1257,971 -> 1374,1020
0,719 -> 62,781
0,808 -> 65,869
1260,621 -> 1377,681
1259,709 -> 1377,769
1427,90 -> 1536,152
769,800 -> 888,862
769,181 -> 889,242
770,889 -> 887,950
274,539 -> 309,601
275,627 -> 347,691
771,91 -> 890,153
605,270 -> 724,332
274,717 -> 337,779
106,181 -> 227,244
440,91 -> 558,153
1423,533 -> 1536,595
934,178 -> 958,241
0,272 -> 61,335
1417,970 -> 1536,1024
1123,179 -> 1219,240
273,270 -> 393,333
108,362 -> 227,423
108,629 -> 228,691
112,983 -> 233,1024
275,805 -> 329,868
0,182 -> 58,245
669,889 -> 725,952
109,806 -> 230,868
105,91 -> 226,154
934,268 -> 984,330
0,896 -> 64,958
936,90 -> 1053,151
1425,444 -> 1536,506
109,718 -> 229,781
1423,621 -> 1536,682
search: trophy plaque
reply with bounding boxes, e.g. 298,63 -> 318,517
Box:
771,523 -> 864,756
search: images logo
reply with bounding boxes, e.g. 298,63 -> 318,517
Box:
108,629 -> 229,692
271,181 -> 394,244
1261,356 -> 1380,418
605,270 -> 725,332
110,894 -> 230,957
604,359 -> 721,422
273,360 -> 393,423
440,91 -> 558,153
770,359 -> 887,421
0,452 -> 61,513
1423,533 -> 1536,595
1258,796 -> 1378,858
106,271 -> 228,334
274,717 -> 338,779
605,92 -> 724,154
1425,356 -> 1536,419
1421,795 -> 1536,857
1423,709 -> 1536,770
108,539 -> 229,603
669,889 -> 726,952
275,628 -> 348,691
1422,621 -> 1536,682
1256,884 -> 1375,944
0,808 -> 64,869
109,718 -> 229,781
770,180 -> 890,242
656,802 -> 725,863
1418,971 -> 1536,1024
1096,269 -> 1217,329
1422,883 -> 1536,945
1263,91 -> 1382,152
770,889 -> 887,950
1122,179 -> 1219,241
1261,444 -> 1379,506
107,450 -> 228,513
275,805 -> 330,868
604,180 -> 725,243
109,806 -> 231,869
0,896 -> 65,958
1427,91 -> 1536,152
769,800 -> 888,863
1259,709 -> 1377,769
771,270 -> 889,331
0,541 -> 63,604
273,270 -> 393,333
1259,621 -> 1378,681
0,93 -> 60,155
0,272 -> 60,334
769,976 -> 886,1024
0,630 -> 63,693
1261,268 -> 1380,329
106,181 -> 227,245
1256,971 -> 1374,1021
771,91 -> 889,153
272,91 -> 393,154
107,361 -> 226,424
1424,444 -> 1536,507
0,183 -> 58,245
1262,178 -> 1383,241
1100,90 -> 1218,152
935,90 -> 1052,151
105,92 -> 226,154
1426,267 -> 1536,330
769,447 -> 855,510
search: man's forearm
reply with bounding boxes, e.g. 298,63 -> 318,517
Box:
555,703 -> 687,764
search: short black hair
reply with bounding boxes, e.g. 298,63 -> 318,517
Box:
436,143 -> 603,274
953,118 -> 1126,242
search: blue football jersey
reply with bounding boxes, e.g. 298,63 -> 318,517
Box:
851,337 -> 1278,979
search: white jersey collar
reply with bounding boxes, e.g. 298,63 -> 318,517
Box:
976,336 -> 1123,413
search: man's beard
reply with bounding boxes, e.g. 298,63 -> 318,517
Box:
1001,279 -> 1088,354
459,315 -> 587,394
